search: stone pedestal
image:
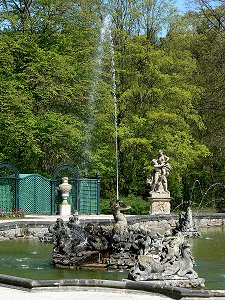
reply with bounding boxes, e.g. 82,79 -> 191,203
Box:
60,200 -> 71,217
148,192 -> 171,215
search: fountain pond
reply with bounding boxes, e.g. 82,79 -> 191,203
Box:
0,227 -> 224,289
190,226 -> 225,290
0,237 -> 127,281
0,238 -> 127,281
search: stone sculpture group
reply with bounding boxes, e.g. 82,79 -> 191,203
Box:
48,151 -> 204,288
48,208 -> 204,287
147,150 -> 172,194
147,150 -> 172,214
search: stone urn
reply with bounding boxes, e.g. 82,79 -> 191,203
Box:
59,177 -> 72,217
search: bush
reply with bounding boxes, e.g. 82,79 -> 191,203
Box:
100,194 -> 149,215
216,198 -> 225,213
100,198 -> 113,214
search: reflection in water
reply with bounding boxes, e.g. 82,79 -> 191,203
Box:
0,228 -> 224,289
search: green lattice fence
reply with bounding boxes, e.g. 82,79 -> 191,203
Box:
0,163 -> 100,216
18,174 -> 51,214
0,177 -> 17,215
78,178 -> 100,214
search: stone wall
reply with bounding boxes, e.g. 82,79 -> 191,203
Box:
0,213 -> 225,240
0,221 -> 49,240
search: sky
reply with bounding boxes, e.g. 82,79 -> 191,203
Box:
175,0 -> 188,13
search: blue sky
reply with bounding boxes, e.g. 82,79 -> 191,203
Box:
175,0 -> 187,13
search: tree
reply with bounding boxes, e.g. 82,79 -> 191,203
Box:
0,0 -> 103,174
112,35 -> 209,202
106,0 -> 178,41
164,2 -> 225,207
189,2 -> 225,205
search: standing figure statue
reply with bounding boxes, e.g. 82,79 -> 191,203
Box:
147,150 -> 172,194
112,200 -> 131,234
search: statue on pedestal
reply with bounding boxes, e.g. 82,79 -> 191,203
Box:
147,150 -> 172,195
147,150 -> 172,214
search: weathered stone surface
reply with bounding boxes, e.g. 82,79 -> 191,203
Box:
128,231 -> 204,288
172,207 -> 201,238
49,210 -> 204,289
148,197 -> 171,215
147,151 -> 172,214
147,150 -> 172,195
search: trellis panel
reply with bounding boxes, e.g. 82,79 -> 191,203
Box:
78,178 -> 100,214
0,177 -> 16,215
19,175 -> 51,214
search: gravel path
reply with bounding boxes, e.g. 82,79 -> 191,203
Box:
0,286 -> 173,300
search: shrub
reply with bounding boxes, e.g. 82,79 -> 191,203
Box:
100,194 -> 149,215
216,198 -> 225,213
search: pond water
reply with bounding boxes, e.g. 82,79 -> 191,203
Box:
190,227 -> 225,290
0,227 -> 224,289
0,238 -> 127,281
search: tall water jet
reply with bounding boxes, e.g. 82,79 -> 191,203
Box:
108,19 -> 119,201
86,15 -> 119,200
84,17 -> 111,169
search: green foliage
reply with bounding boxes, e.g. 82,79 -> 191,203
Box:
0,0 -> 223,212
100,195 -> 149,215
113,35 -> 209,200
100,198 -> 113,214
119,195 -> 149,215
216,198 -> 225,213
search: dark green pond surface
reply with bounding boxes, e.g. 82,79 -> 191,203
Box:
190,227 -> 225,290
0,228 -> 224,289
0,238 -> 127,281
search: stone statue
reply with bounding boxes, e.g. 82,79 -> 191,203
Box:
112,200 -> 131,234
147,150 -> 172,194
46,212 -> 204,287
128,231 -> 204,287
173,207 -> 201,237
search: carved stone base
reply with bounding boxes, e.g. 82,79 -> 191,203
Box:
60,203 -> 71,217
148,193 -> 171,215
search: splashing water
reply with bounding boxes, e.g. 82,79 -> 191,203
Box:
197,182 -> 225,212
172,181 -> 225,213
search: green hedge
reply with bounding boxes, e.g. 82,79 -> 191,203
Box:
100,194 -> 149,215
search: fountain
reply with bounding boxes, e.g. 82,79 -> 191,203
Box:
48,200 -> 204,288
1,15 -> 224,298
44,16 -> 205,287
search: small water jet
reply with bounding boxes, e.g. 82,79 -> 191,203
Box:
197,182 -> 225,212
188,180 -> 225,212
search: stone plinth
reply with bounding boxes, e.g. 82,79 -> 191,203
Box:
60,201 -> 71,217
148,192 -> 171,215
